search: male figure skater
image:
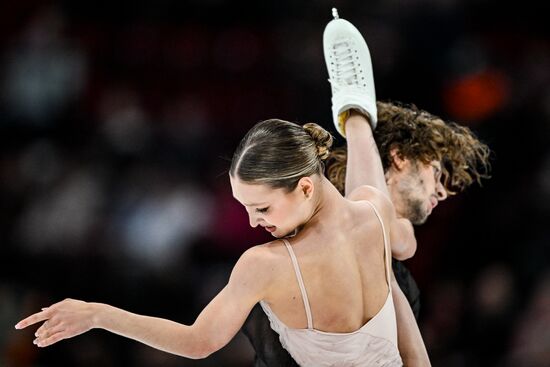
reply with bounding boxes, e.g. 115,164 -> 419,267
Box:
242,10 -> 490,367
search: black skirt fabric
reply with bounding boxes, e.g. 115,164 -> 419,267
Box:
241,259 -> 420,366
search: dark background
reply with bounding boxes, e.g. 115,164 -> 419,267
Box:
1,1 -> 549,366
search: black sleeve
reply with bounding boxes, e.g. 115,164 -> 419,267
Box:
241,303 -> 300,367
392,259 -> 421,320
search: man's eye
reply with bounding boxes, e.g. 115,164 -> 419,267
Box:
256,207 -> 269,213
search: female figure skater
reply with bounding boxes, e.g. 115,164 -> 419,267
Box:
16,116 -> 405,365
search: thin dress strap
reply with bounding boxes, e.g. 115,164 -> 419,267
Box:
362,200 -> 392,289
282,238 -> 314,329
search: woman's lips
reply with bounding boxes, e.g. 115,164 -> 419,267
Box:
264,226 -> 276,233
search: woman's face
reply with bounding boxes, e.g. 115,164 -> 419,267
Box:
230,176 -> 312,238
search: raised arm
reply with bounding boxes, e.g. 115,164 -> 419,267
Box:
344,111 -> 417,259
343,110 -> 389,198
15,247 -> 269,359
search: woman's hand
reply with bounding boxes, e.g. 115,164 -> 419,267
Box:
15,298 -> 99,347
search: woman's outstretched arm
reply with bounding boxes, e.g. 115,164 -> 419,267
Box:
15,246 -> 269,359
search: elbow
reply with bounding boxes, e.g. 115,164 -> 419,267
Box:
194,339 -> 221,359
179,323 -> 228,359
187,351 -> 211,360
185,345 -> 214,360
179,337 -> 217,360
390,218 -> 417,261
392,241 -> 417,261
403,243 -> 417,260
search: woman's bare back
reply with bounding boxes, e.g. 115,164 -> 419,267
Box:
260,198 -> 390,333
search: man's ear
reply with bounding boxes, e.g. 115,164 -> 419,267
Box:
297,176 -> 314,199
390,148 -> 407,170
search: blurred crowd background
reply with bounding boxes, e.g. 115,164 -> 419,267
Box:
1,1 -> 549,366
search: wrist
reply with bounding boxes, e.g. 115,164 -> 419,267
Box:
90,302 -> 110,330
344,113 -> 374,140
338,109 -> 373,136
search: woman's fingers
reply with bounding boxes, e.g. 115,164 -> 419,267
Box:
16,299 -> 94,348
34,329 -> 67,347
35,321 -> 87,347
15,299 -> 71,329
15,309 -> 51,330
35,319 -> 62,338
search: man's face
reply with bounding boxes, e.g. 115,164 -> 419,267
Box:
389,159 -> 448,225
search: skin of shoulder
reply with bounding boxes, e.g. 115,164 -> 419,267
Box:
346,185 -> 417,260
184,242 -> 284,357
347,185 -> 395,222
229,243 -> 280,298
229,240 -> 294,302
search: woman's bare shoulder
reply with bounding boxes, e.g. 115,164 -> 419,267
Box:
346,185 -> 394,221
347,185 -> 386,202
233,240 -> 288,282
242,239 -> 287,260
224,241 -> 287,303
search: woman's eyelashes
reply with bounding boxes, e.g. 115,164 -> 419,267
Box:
256,207 -> 269,214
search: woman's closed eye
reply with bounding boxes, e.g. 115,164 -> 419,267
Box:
256,207 -> 269,214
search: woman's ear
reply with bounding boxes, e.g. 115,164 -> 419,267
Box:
297,176 -> 314,199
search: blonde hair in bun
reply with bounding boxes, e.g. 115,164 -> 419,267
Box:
303,123 -> 333,161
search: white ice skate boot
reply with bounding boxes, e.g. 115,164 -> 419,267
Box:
323,8 -> 377,137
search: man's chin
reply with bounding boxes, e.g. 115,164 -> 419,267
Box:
412,215 -> 429,225
408,207 -> 430,225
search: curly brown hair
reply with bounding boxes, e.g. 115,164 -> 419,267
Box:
326,101 -> 491,195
